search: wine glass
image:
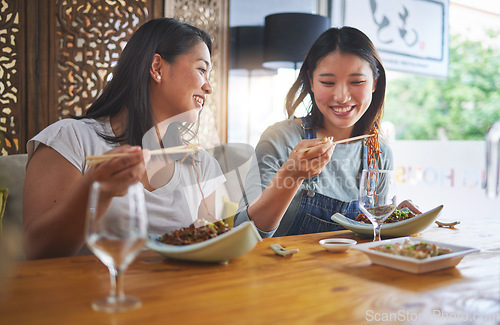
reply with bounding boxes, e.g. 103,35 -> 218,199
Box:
359,169 -> 397,241
85,181 -> 148,312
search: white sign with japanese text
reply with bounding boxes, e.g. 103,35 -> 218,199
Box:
342,0 -> 449,78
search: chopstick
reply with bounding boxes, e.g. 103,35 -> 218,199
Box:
331,133 -> 375,144
295,134 -> 374,153
86,144 -> 201,165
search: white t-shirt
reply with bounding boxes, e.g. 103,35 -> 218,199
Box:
27,117 -> 225,236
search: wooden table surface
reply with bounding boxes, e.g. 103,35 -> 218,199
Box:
1,214 -> 499,325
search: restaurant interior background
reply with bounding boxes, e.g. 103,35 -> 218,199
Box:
227,0 -> 500,222
0,2 -> 498,321
0,0 -> 498,238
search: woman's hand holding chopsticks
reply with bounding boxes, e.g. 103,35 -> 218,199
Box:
91,145 -> 150,196
245,137 -> 335,232
287,137 -> 336,181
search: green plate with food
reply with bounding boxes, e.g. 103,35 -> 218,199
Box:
330,205 -> 443,238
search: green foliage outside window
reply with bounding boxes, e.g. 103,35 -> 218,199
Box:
384,30 -> 500,140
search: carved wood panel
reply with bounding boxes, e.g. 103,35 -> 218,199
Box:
0,0 -> 21,155
55,0 -> 153,118
165,0 -> 229,146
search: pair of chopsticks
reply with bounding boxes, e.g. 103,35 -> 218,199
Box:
86,143 -> 201,166
295,134 -> 374,153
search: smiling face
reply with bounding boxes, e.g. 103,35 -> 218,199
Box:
151,41 -> 212,123
309,51 -> 377,139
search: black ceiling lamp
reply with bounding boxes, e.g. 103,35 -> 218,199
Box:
230,25 -> 276,76
229,26 -> 276,144
263,13 -> 330,70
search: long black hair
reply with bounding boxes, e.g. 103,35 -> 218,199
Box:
285,26 -> 386,137
80,18 -> 212,146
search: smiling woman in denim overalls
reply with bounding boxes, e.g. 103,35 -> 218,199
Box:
234,27 -> 417,238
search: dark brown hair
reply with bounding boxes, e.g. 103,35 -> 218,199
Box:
81,18 -> 212,146
285,26 -> 386,136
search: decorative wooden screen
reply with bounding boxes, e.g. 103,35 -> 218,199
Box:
56,0 -> 154,118
0,0 -> 21,155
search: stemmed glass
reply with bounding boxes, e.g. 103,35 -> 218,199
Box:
359,169 -> 397,241
85,181 -> 148,312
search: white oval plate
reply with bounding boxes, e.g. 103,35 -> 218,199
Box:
353,237 -> 479,274
146,221 -> 262,263
330,205 -> 444,238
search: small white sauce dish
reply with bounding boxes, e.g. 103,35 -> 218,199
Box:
319,238 -> 357,253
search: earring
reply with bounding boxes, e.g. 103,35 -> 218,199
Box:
156,75 -> 161,80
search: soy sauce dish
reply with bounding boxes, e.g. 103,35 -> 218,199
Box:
319,238 -> 357,253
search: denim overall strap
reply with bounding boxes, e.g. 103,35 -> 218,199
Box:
287,192 -> 360,235
301,116 -> 318,197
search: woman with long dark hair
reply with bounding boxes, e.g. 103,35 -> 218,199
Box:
23,18 -> 224,259
234,26 -> 418,237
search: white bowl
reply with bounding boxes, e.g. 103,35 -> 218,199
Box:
319,238 -> 357,252
146,221 -> 262,263
330,205 -> 444,238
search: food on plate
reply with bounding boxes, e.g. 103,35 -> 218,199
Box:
370,240 -> 451,259
159,220 -> 231,245
355,208 -> 417,224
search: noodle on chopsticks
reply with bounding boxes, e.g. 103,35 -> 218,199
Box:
364,126 -> 382,195
183,150 -> 216,222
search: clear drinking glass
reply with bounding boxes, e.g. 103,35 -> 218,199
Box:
85,182 -> 148,312
359,169 -> 397,241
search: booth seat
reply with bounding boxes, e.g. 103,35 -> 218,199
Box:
0,154 -> 28,262
0,154 -> 27,232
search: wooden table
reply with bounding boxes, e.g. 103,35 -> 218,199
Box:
1,214 -> 499,325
